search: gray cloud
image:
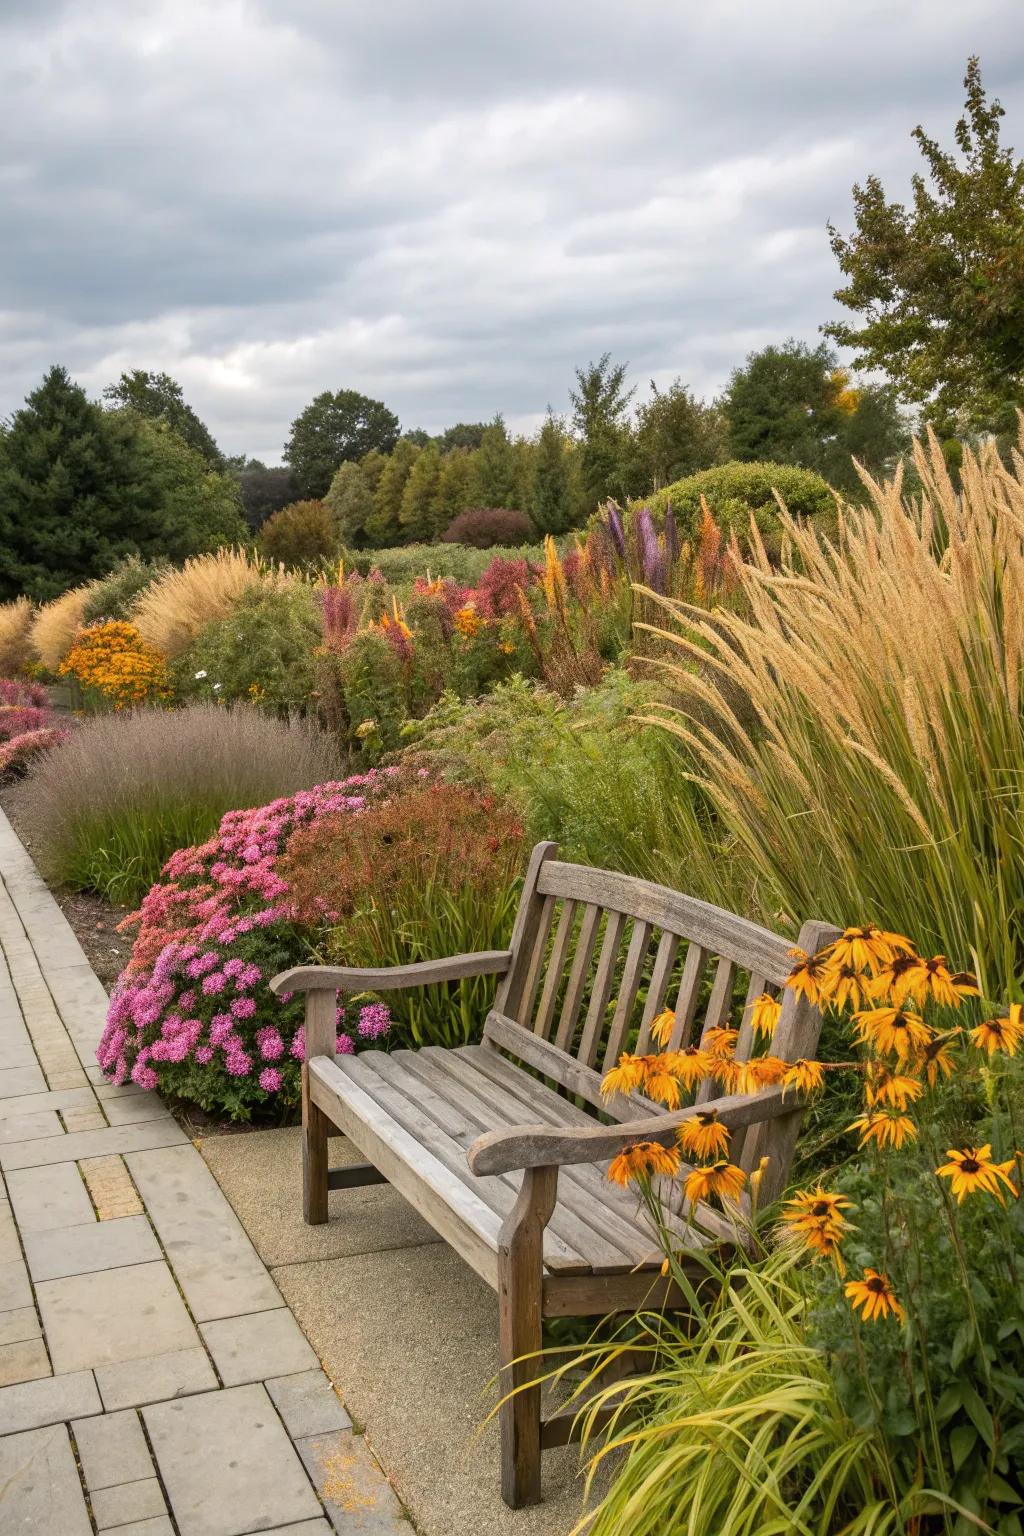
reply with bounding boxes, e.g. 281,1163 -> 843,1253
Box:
1,0 -> 1023,461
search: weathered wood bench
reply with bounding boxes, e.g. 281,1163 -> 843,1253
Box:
271,842 -> 835,1508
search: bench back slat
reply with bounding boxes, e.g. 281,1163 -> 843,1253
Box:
533,900 -> 578,1041
635,930 -> 680,1053
553,903 -> 601,1052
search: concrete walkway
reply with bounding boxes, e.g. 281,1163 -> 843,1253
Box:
0,809 -> 411,1536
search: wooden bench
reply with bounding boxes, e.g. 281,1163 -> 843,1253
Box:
271,842 -> 836,1508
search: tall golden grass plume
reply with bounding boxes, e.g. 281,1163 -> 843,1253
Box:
131,547 -> 293,658
0,597 -> 35,676
30,583 -> 99,671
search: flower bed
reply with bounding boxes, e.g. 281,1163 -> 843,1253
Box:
98,772 -> 399,1118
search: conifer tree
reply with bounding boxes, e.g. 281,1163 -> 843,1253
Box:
531,414 -> 571,533
365,439 -> 419,547
399,443 -> 442,542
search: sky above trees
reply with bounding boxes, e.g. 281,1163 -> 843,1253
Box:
2,1 -> 1023,463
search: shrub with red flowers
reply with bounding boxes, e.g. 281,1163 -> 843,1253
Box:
97,772 -> 400,1119
0,679 -> 70,779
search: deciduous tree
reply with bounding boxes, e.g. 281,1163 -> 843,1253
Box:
284,389 -> 400,499
103,369 -> 223,467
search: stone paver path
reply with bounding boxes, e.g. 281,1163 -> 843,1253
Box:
0,809 -> 411,1535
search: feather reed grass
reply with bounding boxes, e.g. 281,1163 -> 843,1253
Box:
0,598 -> 35,676
131,548 -> 294,658
30,583 -> 98,670
638,426 -> 1024,995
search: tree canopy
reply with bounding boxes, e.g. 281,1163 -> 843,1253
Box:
103,369 -> 223,467
826,57 -> 1024,434
570,354 -> 635,510
284,389 -> 401,499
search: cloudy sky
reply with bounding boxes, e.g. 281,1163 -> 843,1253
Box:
2,1 -> 1023,463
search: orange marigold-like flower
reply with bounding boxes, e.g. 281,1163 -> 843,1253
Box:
702,1026 -> 738,1058
852,1007 -> 933,1060
649,1008 -> 676,1046
607,1140 -> 681,1187
782,1058 -> 825,1095
600,1054 -> 647,1100
821,925 -> 913,976
748,993 -> 781,1040
936,1144 -> 1020,1204
662,1047 -> 715,1091
786,947 -> 830,1005
683,1160 -> 746,1207
864,1064 -> 924,1111
848,1109 -> 917,1151
970,1006 -> 1024,1057
781,1187 -> 854,1269
845,1268 -> 904,1323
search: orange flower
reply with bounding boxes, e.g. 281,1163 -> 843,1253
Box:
786,947 -> 830,1005
848,1109 -> 917,1151
748,993 -> 781,1040
662,1047 -> 715,1091
852,1007 -> 933,1060
649,1008 -> 676,1047
864,1066 -> 923,1111
683,1160 -> 746,1207
702,1026 -> 738,1058
600,1054 -> 647,1101
970,1006 -> 1024,1057
819,963 -> 868,1012
915,1032 -> 959,1084
782,1058 -> 825,1095
607,1140 -> 680,1187
845,1268 -> 904,1323
936,1144 -> 1019,1204
781,1188 -> 854,1268
677,1111 -> 730,1160
871,954 -> 979,1009
821,925 -> 912,976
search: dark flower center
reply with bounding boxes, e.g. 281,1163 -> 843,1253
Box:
867,1277 -> 886,1294
812,1200 -> 831,1217
961,1158 -> 981,1174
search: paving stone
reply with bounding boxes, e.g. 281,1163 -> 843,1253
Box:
6,1161 -> 95,1232
102,1094 -> 177,1127
0,1257 -> 32,1311
260,1524 -> 333,1535
200,1307 -> 318,1387
0,1085 -> 96,1120
102,1520 -> 174,1536
91,1476 -> 167,1529
0,1198 -> 20,1262
0,1336 -> 49,1386
0,1109 -> 64,1144
0,1115 -> 186,1170
0,1021 -> 36,1069
61,1104 -> 108,1133
95,1083 -> 147,1101
0,1368 -> 101,1434
73,1407 -> 154,1489
41,962 -> 110,1066
80,1154 -> 145,1220
127,1144 -> 282,1322
24,1214 -> 160,1281
95,1347 -> 218,1412
266,1370 -> 353,1439
296,1430 -> 409,1533
0,1063 -> 47,1098
37,1260 -> 200,1373
0,1423 -> 92,1535
0,1305 -> 42,1345
144,1383 -> 323,1536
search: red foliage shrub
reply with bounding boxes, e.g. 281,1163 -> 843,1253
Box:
474,557 -> 533,618
441,507 -> 536,549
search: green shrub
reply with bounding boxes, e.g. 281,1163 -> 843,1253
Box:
640,460 -> 837,548
173,585 -> 321,714
347,541 -> 547,587
329,628 -> 408,757
16,703 -> 343,903
397,670 -> 731,903
82,555 -> 168,624
259,499 -> 341,567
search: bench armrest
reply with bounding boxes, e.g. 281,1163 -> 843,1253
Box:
466,1086 -> 797,1176
270,950 -> 513,998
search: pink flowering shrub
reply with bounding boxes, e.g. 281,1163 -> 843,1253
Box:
0,725 -> 71,779
97,773 -> 397,1119
0,679 -> 48,708
0,704 -> 51,742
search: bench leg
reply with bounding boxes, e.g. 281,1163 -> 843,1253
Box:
497,1166 -> 558,1509
302,1064 -> 330,1225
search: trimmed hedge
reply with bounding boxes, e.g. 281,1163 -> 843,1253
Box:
640,461 -> 837,545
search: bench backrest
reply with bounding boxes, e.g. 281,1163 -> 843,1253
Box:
486,842 -> 836,1194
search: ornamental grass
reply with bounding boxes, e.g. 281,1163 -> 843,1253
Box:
131,547 -> 294,658
0,597 -> 35,677
17,703 -> 343,903
637,427 -> 1024,997
30,581 -> 98,670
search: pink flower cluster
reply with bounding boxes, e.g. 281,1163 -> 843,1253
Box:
97,774 -> 395,1110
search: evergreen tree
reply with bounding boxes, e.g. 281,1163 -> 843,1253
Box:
103,369 -> 223,467
365,439 -> 419,547
358,447 -> 390,497
399,443 -> 442,542
471,417 -> 516,506
0,367 -> 244,601
324,461 -> 374,547
233,461 -> 298,530
531,414 -> 572,534
570,354 -> 635,512
431,448 -> 474,536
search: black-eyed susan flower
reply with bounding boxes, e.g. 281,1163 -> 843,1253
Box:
748,993 -> 781,1040
782,1058 -> 825,1095
649,1008 -> 676,1047
871,954 -> 979,1009
845,1268 -> 904,1323
702,1025 -> 738,1058
600,1054 -> 647,1100
822,925 -> 912,976
786,947 -> 831,1005
643,1058 -> 684,1109
969,1006 -> 1024,1057
678,1111 -> 730,1160
607,1140 -> 681,1187
683,1160 -> 746,1207
864,1064 -> 924,1111
820,963 -> 868,1012
848,1109 -> 917,1150
781,1187 -> 854,1268
662,1047 -> 715,1091
852,1006 -> 933,1060
935,1145 -> 1019,1204
915,1032 -> 959,1084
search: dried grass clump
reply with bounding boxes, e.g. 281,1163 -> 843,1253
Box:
30,583 -> 99,671
131,548 -> 294,658
0,598 -> 36,677
639,426 -> 1024,995
17,703 -> 345,903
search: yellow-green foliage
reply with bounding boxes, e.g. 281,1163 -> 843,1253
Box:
131,547 -> 294,658
0,598 -> 35,677
639,428 -> 1024,994
30,583 -> 98,671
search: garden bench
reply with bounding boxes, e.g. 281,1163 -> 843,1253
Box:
271,842 -> 835,1509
